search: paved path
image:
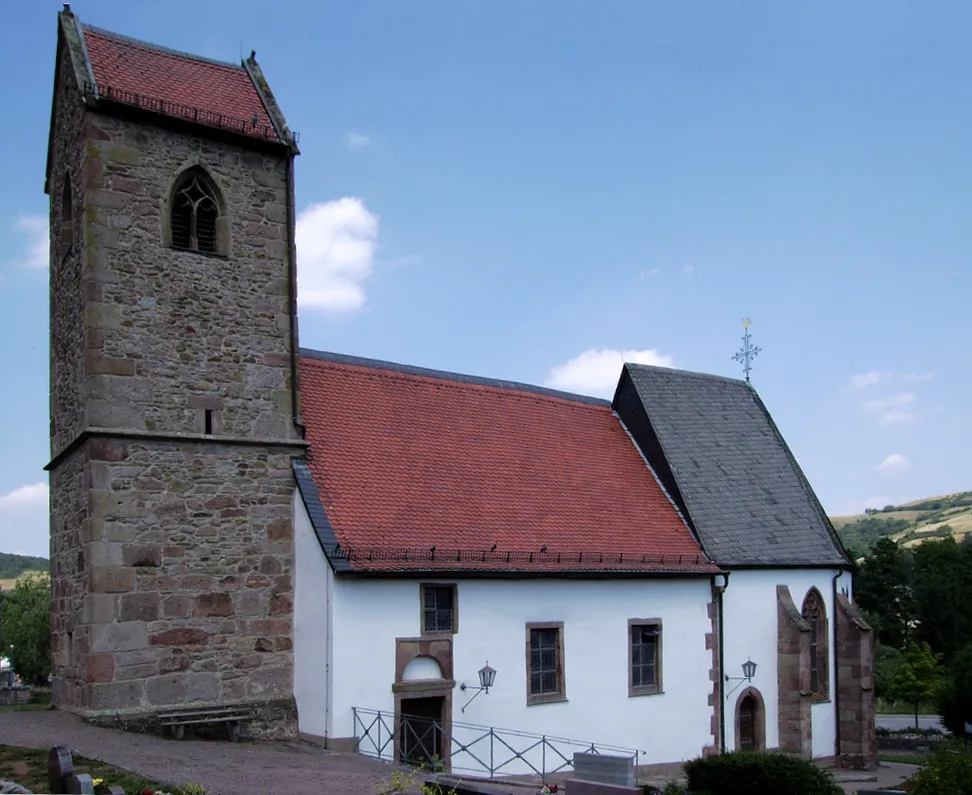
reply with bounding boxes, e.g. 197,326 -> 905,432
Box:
0,710 -> 415,795
876,713 -> 944,732
837,762 -> 916,794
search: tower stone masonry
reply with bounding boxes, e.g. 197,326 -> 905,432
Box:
46,8 -> 305,736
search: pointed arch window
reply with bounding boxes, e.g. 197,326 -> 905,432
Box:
171,170 -> 221,254
801,588 -> 830,700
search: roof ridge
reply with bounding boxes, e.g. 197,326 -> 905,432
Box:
625,362 -> 750,388
300,348 -> 612,408
83,24 -> 245,72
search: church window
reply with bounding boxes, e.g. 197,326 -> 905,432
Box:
629,619 -> 663,696
526,622 -> 566,704
170,169 -> 220,254
801,588 -> 829,700
204,409 -> 214,435
421,584 -> 457,634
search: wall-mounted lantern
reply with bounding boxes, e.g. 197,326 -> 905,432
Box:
725,658 -> 757,698
459,662 -> 496,712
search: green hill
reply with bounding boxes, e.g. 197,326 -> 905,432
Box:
0,553 -> 49,581
832,490 -> 972,556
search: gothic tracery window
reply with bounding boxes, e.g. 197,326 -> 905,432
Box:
802,588 -> 829,699
171,169 -> 220,254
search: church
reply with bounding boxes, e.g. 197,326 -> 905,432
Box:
43,6 -> 875,779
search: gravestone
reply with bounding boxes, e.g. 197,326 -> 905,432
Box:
65,774 -> 94,794
47,745 -> 72,795
47,745 -> 126,795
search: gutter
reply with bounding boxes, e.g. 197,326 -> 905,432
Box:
832,569 -> 843,765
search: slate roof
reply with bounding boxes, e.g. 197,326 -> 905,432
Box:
614,365 -> 851,568
295,350 -> 718,576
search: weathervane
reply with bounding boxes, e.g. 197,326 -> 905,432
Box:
732,318 -> 761,383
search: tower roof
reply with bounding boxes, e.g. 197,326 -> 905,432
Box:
82,25 -> 280,142
48,7 -> 295,163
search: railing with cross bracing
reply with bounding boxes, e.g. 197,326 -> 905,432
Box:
352,707 -> 642,782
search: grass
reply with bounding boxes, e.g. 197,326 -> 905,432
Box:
0,690 -> 52,713
831,490 -> 972,551
0,744 -> 185,794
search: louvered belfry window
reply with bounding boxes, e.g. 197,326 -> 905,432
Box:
171,171 -> 219,254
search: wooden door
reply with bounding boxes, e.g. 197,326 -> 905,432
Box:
739,693 -> 758,750
400,697 -> 445,767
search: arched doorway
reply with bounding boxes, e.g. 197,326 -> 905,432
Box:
734,687 -> 766,752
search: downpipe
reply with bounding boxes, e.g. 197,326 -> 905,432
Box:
832,569 -> 843,765
715,572 -> 730,753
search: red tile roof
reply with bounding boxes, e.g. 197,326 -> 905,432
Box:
299,353 -> 718,575
81,26 -> 279,141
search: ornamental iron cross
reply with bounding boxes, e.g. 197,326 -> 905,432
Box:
732,318 -> 761,383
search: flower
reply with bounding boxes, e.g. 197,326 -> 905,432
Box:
92,780 -> 103,787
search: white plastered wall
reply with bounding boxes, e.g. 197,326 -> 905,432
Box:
721,568 -> 850,758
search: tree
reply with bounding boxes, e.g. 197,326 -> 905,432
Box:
874,643 -> 904,702
938,644 -> 972,737
912,538 -> 972,660
854,537 -> 914,649
0,573 -> 52,686
888,641 -> 944,729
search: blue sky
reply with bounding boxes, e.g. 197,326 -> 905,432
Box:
1,1 -> 970,557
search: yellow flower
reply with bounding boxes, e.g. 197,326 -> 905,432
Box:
93,779 -> 104,787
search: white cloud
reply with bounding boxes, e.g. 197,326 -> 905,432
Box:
12,215 -> 48,270
877,453 -> 909,475
849,370 -> 934,389
347,132 -> 371,150
850,370 -> 883,389
682,265 -> 695,275
0,483 -> 49,559
296,198 -> 379,313
863,392 -> 917,424
639,268 -> 660,279
546,348 -> 675,397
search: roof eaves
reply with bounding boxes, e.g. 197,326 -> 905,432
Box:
342,567 -> 722,579
300,348 -> 612,408
292,459 -> 351,573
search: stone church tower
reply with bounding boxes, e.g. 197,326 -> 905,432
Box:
45,7 -> 305,734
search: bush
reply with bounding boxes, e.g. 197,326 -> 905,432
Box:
903,745 -> 972,795
682,751 -> 842,795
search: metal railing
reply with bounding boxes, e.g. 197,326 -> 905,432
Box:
352,707 -> 641,782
